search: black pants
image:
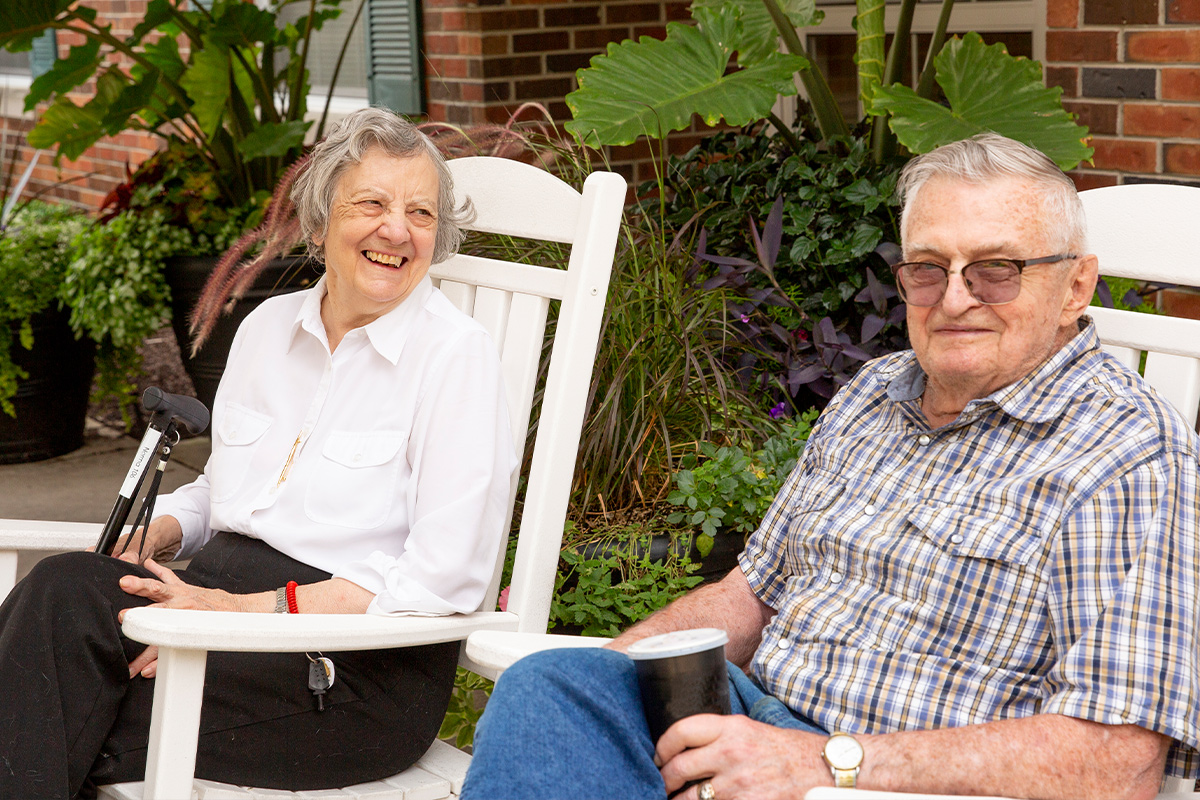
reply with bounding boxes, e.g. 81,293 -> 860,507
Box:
0,533 -> 459,799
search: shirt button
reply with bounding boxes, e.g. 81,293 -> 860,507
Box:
353,453 -> 363,462
778,638 -> 792,650
949,534 -> 964,545
830,572 -> 843,584
863,504 -> 877,516
917,434 -> 931,446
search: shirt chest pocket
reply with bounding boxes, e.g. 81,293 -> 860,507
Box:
304,430 -> 408,529
209,403 -> 273,503
784,469 -> 847,569
907,504 -> 1047,566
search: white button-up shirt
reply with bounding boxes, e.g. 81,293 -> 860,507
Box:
155,276 -> 517,616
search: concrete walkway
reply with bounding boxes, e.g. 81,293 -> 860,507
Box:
0,418 -> 208,523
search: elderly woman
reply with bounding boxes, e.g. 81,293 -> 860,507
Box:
0,107 -> 516,797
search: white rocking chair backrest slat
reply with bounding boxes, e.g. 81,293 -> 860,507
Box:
502,169 -> 627,634
1080,185 -> 1200,430
429,161 -> 626,632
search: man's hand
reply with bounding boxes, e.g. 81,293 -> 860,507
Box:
656,714 -> 830,800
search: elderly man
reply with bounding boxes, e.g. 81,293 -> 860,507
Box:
460,134 -> 1200,800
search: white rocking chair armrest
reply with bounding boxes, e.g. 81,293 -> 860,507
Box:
121,607 -> 519,652
0,518 -> 104,550
465,629 -> 611,675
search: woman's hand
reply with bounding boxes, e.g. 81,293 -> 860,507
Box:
117,559 -> 263,615
117,559 -> 271,680
91,516 -> 184,566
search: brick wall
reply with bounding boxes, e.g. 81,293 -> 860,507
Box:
1046,0 -> 1200,188
3,0 -> 703,210
423,0 -> 719,185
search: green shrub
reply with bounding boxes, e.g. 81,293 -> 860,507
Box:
438,668 -> 494,750
64,209 -> 189,414
667,410 -> 818,539
659,130 -> 902,322
0,201 -> 86,416
550,521 -> 704,637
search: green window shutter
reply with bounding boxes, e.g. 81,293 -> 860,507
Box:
30,30 -> 58,78
364,0 -> 423,115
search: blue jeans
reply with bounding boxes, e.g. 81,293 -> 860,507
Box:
461,647 -> 825,800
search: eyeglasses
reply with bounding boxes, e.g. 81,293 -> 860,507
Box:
890,254 -> 1077,307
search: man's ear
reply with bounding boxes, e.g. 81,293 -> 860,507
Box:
1061,253 -> 1099,325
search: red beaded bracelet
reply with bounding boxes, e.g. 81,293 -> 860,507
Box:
286,580 -> 299,614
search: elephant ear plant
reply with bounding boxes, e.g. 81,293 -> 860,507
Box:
565,0 -> 1093,169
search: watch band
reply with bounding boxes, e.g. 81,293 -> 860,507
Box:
274,585 -> 289,613
831,764 -> 859,789
822,732 -> 864,789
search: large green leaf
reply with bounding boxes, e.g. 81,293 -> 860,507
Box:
180,41 -> 232,138
692,0 -> 822,66
0,0 -> 73,50
870,33 -> 1092,170
27,69 -> 131,159
208,2 -> 277,48
129,0 -> 177,44
24,39 -> 101,110
565,8 -> 807,148
238,119 -> 309,160
99,72 -> 160,134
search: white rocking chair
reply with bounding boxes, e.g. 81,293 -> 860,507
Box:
0,155 -> 627,799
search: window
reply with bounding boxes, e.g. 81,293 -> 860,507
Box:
278,0 -> 423,118
783,0 -> 1043,122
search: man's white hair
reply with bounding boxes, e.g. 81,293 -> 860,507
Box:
897,133 -> 1087,254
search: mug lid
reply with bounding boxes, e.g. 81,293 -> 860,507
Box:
626,628 -> 729,660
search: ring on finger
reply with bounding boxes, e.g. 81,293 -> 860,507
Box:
698,781 -> 716,800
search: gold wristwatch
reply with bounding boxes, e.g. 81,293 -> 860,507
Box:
822,732 -> 864,788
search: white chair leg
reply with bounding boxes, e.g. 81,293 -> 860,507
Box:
143,646 -> 208,799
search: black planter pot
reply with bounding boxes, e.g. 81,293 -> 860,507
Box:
164,255 -> 317,414
0,307 -> 97,464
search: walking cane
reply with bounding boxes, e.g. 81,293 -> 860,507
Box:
93,388 -> 210,557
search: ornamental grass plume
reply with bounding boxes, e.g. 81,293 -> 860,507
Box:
187,154 -> 309,355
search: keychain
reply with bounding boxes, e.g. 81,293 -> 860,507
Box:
306,653 -> 335,711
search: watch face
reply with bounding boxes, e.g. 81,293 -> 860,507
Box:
825,734 -> 864,769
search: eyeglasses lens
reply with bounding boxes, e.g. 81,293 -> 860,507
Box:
896,261 -> 1022,307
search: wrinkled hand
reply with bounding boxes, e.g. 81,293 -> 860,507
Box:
88,516 -> 183,567
117,560 -> 251,680
656,714 -> 830,800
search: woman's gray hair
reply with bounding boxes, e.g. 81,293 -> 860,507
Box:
897,133 -> 1087,253
291,106 -> 474,264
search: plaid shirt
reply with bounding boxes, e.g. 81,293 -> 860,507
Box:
740,320 -> 1200,775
